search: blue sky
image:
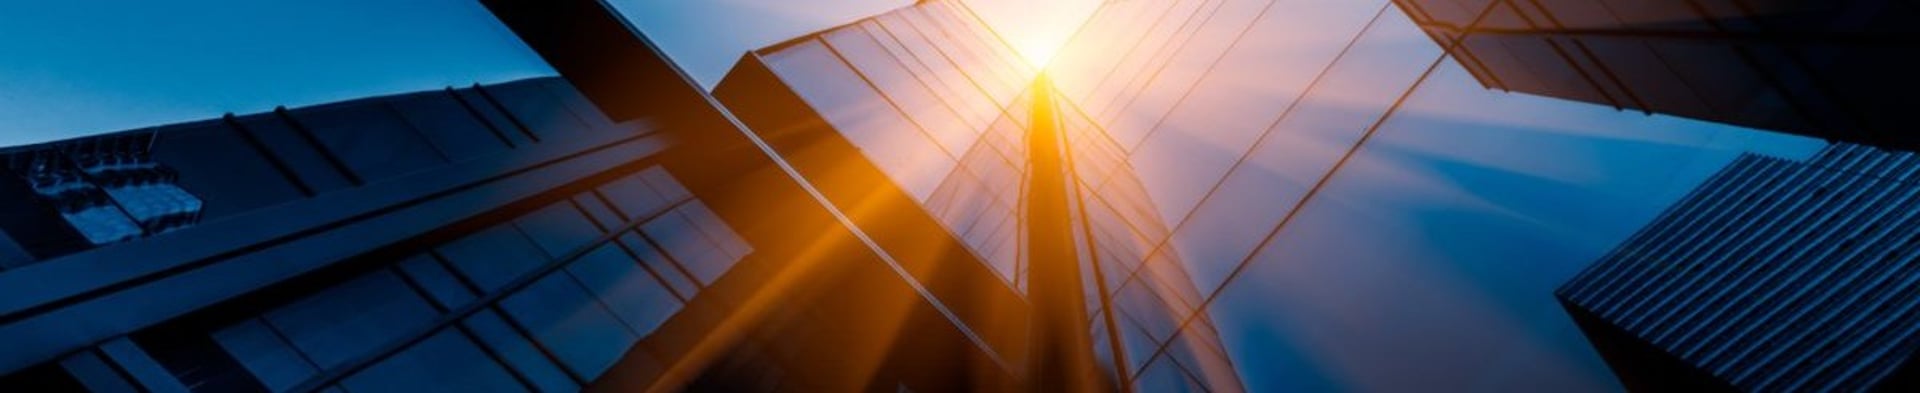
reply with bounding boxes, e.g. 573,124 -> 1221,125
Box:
0,0 -> 1096,147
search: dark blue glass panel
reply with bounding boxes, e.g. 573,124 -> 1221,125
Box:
292,104 -> 450,182
618,232 -> 699,299
397,254 -> 477,309
596,171 -> 672,221
480,82 -> 592,141
572,194 -> 625,231
438,225 -> 551,291
228,113 -> 356,194
149,122 -> 305,218
338,331 -> 526,393
462,310 -> 577,393
388,93 -> 514,161
498,273 -> 637,379
513,202 -> 604,259
565,245 -> 682,335
1132,356 -> 1201,393
260,270 -> 439,368
210,319 -> 318,392
641,207 -> 733,285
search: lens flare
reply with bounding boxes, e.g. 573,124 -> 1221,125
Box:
1014,39 -> 1063,68
964,0 -> 1099,69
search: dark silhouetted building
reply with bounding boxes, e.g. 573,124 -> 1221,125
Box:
1395,0 -> 1920,150
0,0 -> 1029,391
1560,143 -> 1920,391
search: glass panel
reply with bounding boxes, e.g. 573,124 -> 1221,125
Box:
1095,0 -> 1229,135
763,39 -> 955,200
861,22 -> 990,131
438,224 -> 552,291
226,114 -> 357,194
397,254 -> 477,310
678,201 -> 752,261
1132,357 -> 1204,393
1049,0 -> 1168,100
1190,5 -> 1827,392
641,205 -> 736,285
513,202 -> 605,259
1163,322 -> 1244,391
291,103 -> 451,182
499,273 -> 637,379
462,310 -> 578,393
635,167 -> 693,203
1150,6 -> 1444,287
387,92 -> 514,161
1106,0 -> 1293,156
1083,0 -> 1208,122
211,319 -> 319,392
260,270 -> 440,368
479,81 -> 595,142
900,6 -> 1018,104
338,331 -> 527,393
875,13 -> 1001,128
620,232 -> 701,299
572,194 -> 625,231
596,169 -> 673,221
823,27 -> 976,159
150,123 -> 306,218
565,245 -> 682,336
1116,316 -> 1161,374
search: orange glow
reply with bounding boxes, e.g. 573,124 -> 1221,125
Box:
963,0 -> 1100,69
1013,38 -> 1064,68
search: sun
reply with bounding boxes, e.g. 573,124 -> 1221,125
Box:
1013,38 -> 1063,69
964,0 -> 1099,69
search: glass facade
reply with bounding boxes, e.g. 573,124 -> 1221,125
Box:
1561,143 -> 1920,391
1395,0 -> 1920,151
0,74 -> 705,392
160,166 -> 721,392
1043,0 -> 1828,391
0,0 -> 1027,390
746,0 -> 1038,284
3,0 -> 1913,391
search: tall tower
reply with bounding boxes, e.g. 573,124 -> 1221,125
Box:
1561,144 -> 1920,391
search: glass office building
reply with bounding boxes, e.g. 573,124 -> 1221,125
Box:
1041,0 -> 1825,391
717,0 -> 1039,284
0,0 -> 1028,391
1561,143 -> 1920,391
2,0 -> 1911,391
1395,0 -> 1920,150
711,0 -> 1243,390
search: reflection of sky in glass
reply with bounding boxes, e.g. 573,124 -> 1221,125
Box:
755,1 -> 1039,285
0,0 -> 1852,389
1046,0 -> 1827,390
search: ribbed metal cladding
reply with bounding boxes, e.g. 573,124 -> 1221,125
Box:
1559,143 -> 1920,391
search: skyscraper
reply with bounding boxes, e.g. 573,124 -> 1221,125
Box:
1560,143 -> 1920,391
0,0 -> 1892,391
711,2 -> 1238,389
0,0 -> 1026,391
1395,0 -> 1920,150
1036,0 -> 1818,390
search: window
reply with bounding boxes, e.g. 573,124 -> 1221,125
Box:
338,331 -> 527,393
